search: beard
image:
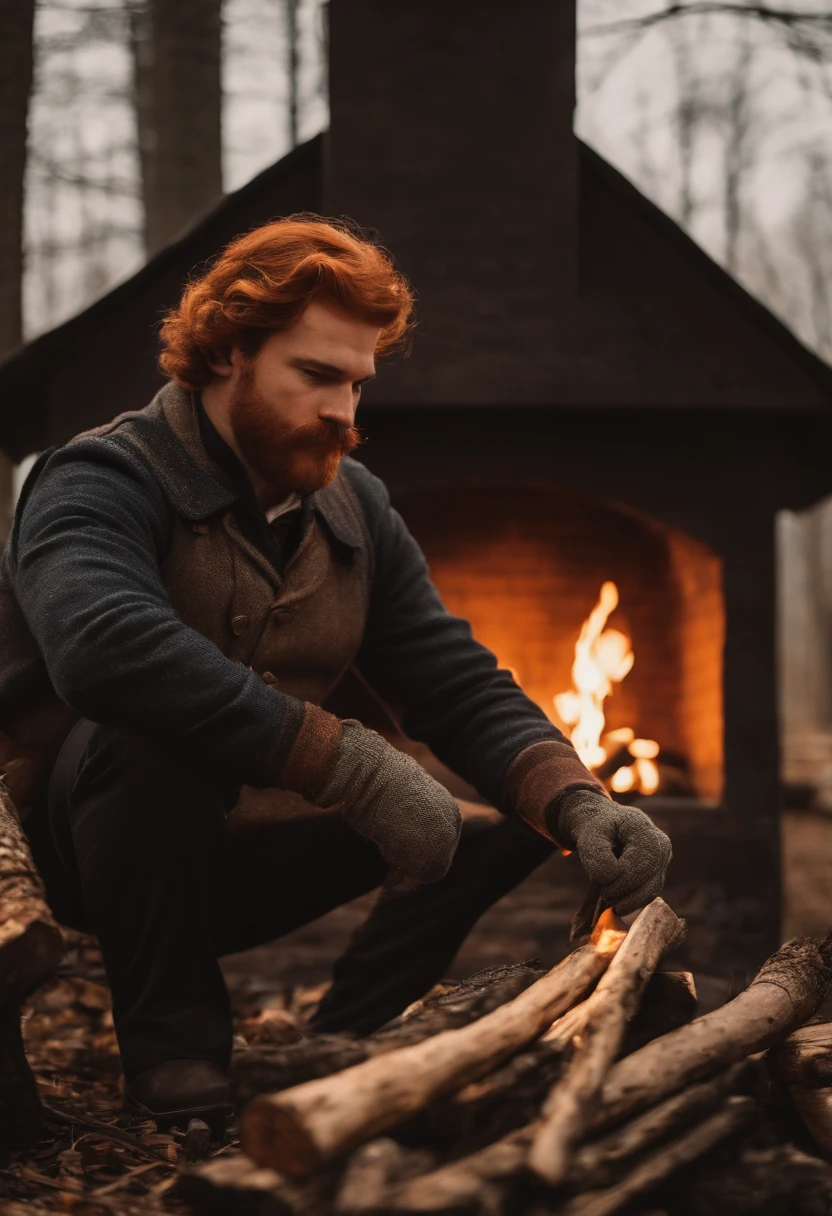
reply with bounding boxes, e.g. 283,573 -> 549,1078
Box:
228,364 -> 363,497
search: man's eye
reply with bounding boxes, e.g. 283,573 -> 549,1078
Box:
302,368 -> 327,382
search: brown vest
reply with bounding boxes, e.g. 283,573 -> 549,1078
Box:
0,384 -> 372,827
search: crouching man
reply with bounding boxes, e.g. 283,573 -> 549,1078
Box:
3,216 -> 671,1131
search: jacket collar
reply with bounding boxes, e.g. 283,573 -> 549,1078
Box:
141,381 -> 362,550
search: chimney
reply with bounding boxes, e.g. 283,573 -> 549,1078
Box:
326,1 -> 578,404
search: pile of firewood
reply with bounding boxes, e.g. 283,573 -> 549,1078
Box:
177,900 -> 832,1216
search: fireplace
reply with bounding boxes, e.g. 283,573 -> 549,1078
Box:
397,481 -> 724,806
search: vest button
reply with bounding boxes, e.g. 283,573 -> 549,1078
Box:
231,614 -> 250,636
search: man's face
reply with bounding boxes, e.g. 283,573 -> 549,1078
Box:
226,301 -> 380,497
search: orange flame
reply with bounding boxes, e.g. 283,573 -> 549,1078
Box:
554,581 -> 660,795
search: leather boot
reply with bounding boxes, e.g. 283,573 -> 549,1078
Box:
124,1059 -> 232,1135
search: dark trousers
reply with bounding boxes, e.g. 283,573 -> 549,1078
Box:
28,719 -> 555,1081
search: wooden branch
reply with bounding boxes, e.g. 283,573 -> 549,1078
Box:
621,970 -> 697,1055
769,1022 -> 832,1158
593,934 -> 832,1134
232,962 -> 545,1109
241,911 -> 628,1177
567,1063 -> 746,1189
0,780 -> 63,1151
557,1096 -> 757,1216
529,898 -> 686,1184
381,1067 -> 747,1214
335,1140 -> 435,1216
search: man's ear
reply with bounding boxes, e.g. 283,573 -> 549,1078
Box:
205,348 -> 235,379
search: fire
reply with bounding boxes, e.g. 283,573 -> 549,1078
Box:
554,581 -> 660,796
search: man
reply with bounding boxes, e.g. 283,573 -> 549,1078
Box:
3,216 -> 671,1131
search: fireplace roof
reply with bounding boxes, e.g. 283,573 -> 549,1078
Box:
0,132 -> 830,461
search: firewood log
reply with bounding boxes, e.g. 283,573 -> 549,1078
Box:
529,898 -> 686,1184
567,1063 -> 746,1190
241,911 -> 628,1177
177,1152 -> 334,1216
233,962 -> 545,1109
620,971 -> 696,1055
335,1140 -> 436,1216
592,934 -> 832,1135
0,780 -> 63,1151
382,1067 -> 747,1214
557,1095 -> 757,1216
768,1022 -> 832,1158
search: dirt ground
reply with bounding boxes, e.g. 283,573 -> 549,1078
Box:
1,808 -> 830,1213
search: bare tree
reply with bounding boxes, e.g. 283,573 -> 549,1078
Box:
286,0 -> 300,148
129,0 -> 224,255
0,0 -> 36,539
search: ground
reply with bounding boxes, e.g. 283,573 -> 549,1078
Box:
1,808 -> 830,1213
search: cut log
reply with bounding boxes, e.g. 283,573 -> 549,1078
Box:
768,1022 -> 832,1158
335,1140 -> 436,1216
529,898 -> 686,1184
0,779 -> 63,1151
233,962 -> 545,1108
620,971 -> 697,1055
567,1063 -> 746,1190
242,911 -> 627,1177
592,934 -> 832,1135
383,1067 -> 747,1214
557,1095 -> 757,1216
178,1152 -> 334,1216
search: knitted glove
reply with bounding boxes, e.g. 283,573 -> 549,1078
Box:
316,720 -> 462,883
555,790 -> 672,915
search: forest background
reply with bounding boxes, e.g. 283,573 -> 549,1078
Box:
2,0 -> 832,791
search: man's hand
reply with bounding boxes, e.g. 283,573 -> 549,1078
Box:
554,790 -> 672,915
316,720 -> 462,884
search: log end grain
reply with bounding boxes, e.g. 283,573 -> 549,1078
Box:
241,1094 -> 325,1178
752,935 -> 832,1026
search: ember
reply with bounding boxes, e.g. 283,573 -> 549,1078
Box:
554,582 -> 661,796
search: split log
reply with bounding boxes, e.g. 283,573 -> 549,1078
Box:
0,779 -> 63,1151
768,1022 -> 832,1158
233,962 -> 545,1108
592,933 -> 832,1135
242,911 -> 628,1177
557,1095 -> 757,1216
529,898 -> 686,1184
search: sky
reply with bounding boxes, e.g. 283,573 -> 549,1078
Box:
22,0 -> 832,366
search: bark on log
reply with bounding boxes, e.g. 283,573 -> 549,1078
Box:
592,934 -> 832,1135
335,1140 -> 435,1216
529,898 -> 686,1184
768,1022 -> 832,1159
383,1067 -> 747,1214
0,780 -> 63,1150
620,971 -> 697,1056
557,1095 -> 757,1216
567,1063 -> 745,1190
242,912 -> 627,1177
233,963 -> 545,1109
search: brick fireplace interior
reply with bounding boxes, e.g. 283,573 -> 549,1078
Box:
398,483 -> 724,806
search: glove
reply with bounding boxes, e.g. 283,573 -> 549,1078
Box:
554,790 -> 672,915
315,719 -> 462,884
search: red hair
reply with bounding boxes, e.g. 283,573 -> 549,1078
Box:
158,214 -> 415,389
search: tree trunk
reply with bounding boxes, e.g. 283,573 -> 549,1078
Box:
130,0 -> 224,256
0,0 -> 35,542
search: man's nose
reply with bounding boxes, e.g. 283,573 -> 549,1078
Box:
320,387 -> 357,429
